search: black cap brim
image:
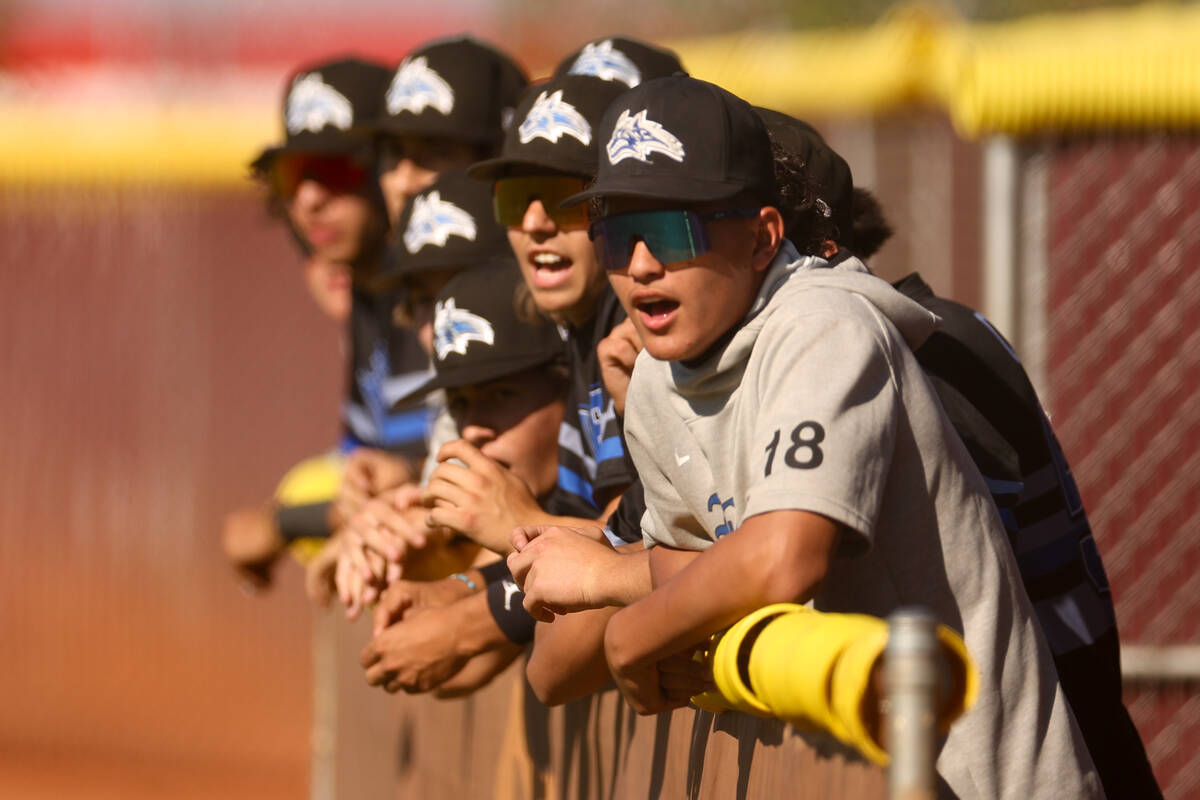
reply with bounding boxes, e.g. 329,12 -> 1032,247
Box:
249,138 -> 371,174
400,350 -> 560,403
562,174 -> 750,207
374,252 -> 516,292
368,116 -> 503,147
467,156 -> 589,182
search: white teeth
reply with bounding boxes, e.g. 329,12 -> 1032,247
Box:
532,253 -> 564,266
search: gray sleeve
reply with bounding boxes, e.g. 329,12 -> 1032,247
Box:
639,508 -> 659,549
741,309 -> 900,552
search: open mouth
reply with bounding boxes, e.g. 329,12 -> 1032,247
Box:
528,251 -> 573,288
636,298 -> 678,317
533,252 -> 570,270
634,298 -> 680,330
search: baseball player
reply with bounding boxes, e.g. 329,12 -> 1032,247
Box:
227,58 -> 402,589
760,108 -> 1160,799
249,55 -> 433,476
518,74 -> 1103,798
387,56 -> 680,701
325,171 -> 526,618
329,36 -> 529,529
360,263 -> 570,695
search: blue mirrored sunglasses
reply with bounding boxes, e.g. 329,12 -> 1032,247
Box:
588,208 -> 761,272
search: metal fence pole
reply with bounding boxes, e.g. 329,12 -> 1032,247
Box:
886,609 -> 939,800
983,135 -> 1020,347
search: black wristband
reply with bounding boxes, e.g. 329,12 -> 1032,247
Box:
478,559 -> 512,585
486,569 -> 536,644
275,501 -> 333,542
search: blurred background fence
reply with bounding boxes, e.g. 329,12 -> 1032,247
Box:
1,1 -> 1197,798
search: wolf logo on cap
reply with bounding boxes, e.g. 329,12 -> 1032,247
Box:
286,73 -> 354,134
387,56 -> 455,116
433,298 -> 495,359
518,90 -> 592,146
567,40 -> 641,88
606,109 -> 685,165
404,191 -> 477,253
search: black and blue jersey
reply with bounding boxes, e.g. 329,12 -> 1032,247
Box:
342,286 -> 433,460
894,272 -> 1160,800
548,287 -> 637,520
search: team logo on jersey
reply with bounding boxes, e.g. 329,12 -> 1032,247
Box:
567,40 -> 642,88
579,385 -> 618,457
403,191 -> 477,253
386,56 -> 455,117
356,342 -> 390,431
518,90 -> 592,146
286,73 -> 354,134
502,579 -> 521,610
606,109 -> 685,165
707,493 -> 736,538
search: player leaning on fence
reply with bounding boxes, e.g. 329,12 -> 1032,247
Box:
511,75 -> 1103,799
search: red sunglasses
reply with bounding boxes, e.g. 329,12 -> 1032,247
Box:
270,153 -> 369,197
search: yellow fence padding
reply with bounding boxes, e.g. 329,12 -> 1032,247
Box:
691,603 -> 979,766
0,103 -> 273,187
275,452 -> 345,564
672,1 -> 1200,136
667,4 -> 943,118
949,4 -> 1200,136
2,2 -> 1198,185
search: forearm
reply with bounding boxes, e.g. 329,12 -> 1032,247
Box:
452,590 -> 515,658
434,641 -> 524,699
648,544 -> 701,588
527,606 -> 619,705
606,513 -> 837,671
593,545 -> 652,606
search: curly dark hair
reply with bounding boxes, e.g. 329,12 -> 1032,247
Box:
768,139 -> 837,256
850,187 -> 894,260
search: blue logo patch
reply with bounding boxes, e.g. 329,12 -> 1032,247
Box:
606,109 -> 686,165
286,73 -> 353,134
433,298 -> 495,360
567,40 -> 642,88
386,56 -> 455,117
707,493 -> 736,538
518,90 -> 592,146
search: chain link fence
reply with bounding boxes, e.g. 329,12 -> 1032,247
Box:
1041,136 -> 1200,799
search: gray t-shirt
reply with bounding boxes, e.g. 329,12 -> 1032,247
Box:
623,243 -> 1103,800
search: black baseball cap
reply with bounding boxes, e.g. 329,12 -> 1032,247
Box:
467,74 -> 629,181
251,57 -> 391,173
756,106 -> 854,246
414,264 -> 565,395
564,75 -> 777,207
379,170 -> 514,285
372,36 -> 528,147
553,36 -> 686,88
